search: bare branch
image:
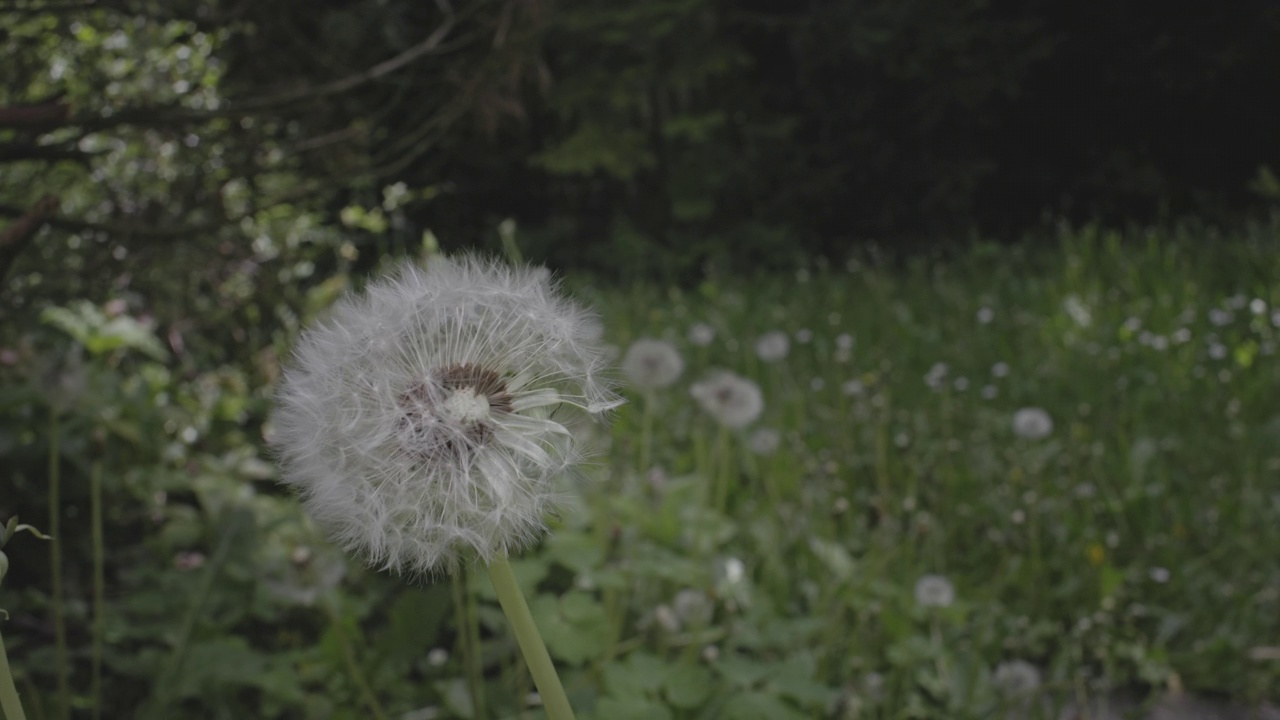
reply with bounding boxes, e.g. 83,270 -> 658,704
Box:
0,195 -> 59,280
0,101 -> 72,130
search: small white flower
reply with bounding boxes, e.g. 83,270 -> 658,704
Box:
914,574 -> 955,608
976,307 -> 995,324
749,427 -> 780,456
688,322 -> 716,346
993,659 -> 1041,696
690,371 -> 763,428
621,338 -> 684,390
272,256 -> 621,575
755,330 -> 790,362
1012,407 -> 1053,440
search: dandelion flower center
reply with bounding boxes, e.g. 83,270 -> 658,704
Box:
398,363 -> 516,459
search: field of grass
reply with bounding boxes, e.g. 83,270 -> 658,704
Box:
567,225 -> 1280,718
3,224 -> 1278,719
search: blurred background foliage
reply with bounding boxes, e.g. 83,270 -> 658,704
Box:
2,0 -> 1279,717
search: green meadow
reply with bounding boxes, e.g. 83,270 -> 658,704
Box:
2,224 -> 1278,718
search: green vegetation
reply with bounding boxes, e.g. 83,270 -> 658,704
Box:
2,226 -> 1277,718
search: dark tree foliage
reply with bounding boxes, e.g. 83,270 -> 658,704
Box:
2,0 -> 1278,283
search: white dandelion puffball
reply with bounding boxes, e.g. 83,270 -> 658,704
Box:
1012,407 -> 1054,440
749,427 -> 781,456
690,371 -> 764,428
914,574 -> 955,608
688,322 -> 716,346
992,660 -> 1042,697
755,330 -> 790,362
622,338 -> 684,390
272,256 -> 622,575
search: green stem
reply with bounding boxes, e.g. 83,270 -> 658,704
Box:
90,458 -> 105,720
48,414 -> 70,720
713,426 -> 731,518
451,570 -> 486,720
322,597 -> 388,720
141,511 -> 244,720
486,558 -> 575,720
638,391 -> 655,473
0,625 -> 29,720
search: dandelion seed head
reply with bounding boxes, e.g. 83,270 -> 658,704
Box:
1012,407 -> 1054,440
272,255 -> 621,576
993,660 -> 1041,696
690,371 -> 763,428
749,427 -> 780,456
755,330 -> 790,362
914,574 -> 955,608
688,322 -> 716,346
622,338 -> 684,390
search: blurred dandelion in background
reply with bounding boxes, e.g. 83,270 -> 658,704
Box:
688,322 -> 716,346
755,330 -> 790,362
992,659 -> 1041,696
622,338 -> 684,390
1012,407 -> 1054,440
691,371 -> 764,428
749,427 -> 780,455
914,574 -> 955,608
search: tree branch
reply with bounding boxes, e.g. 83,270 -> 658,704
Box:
0,195 -> 59,280
0,100 -> 72,130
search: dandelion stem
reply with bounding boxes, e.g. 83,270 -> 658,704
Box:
638,391 -> 655,473
486,557 -> 576,720
0,623 -> 29,720
48,413 -> 70,720
451,570 -> 487,720
90,458 -> 105,720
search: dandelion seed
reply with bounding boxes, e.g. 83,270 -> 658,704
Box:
1209,308 -> 1233,327
914,574 -> 955,608
755,330 -> 790,362
1250,298 -> 1267,315
991,361 -> 1010,378
835,333 -> 854,350
977,306 -> 995,324
993,660 -> 1041,696
427,648 -> 450,666
621,338 -> 684,390
272,255 -> 621,575
841,379 -> 865,396
1012,407 -> 1053,440
1149,567 -> 1170,583
796,328 -> 813,344
688,323 -> 716,346
982,384 -> 998,399
1209,342 -> 1228,360
690,371 -> 763,428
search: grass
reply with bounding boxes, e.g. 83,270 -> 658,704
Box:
559,223 -> 1280,718
4,222 -> 1278,719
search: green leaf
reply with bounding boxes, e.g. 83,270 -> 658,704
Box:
663,661 -> 714,708
603,651 -> 667,698
529,591 -> 610,665
721,691 -> 809,720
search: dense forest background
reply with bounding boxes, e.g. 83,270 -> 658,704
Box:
3,0 -> 1279,287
